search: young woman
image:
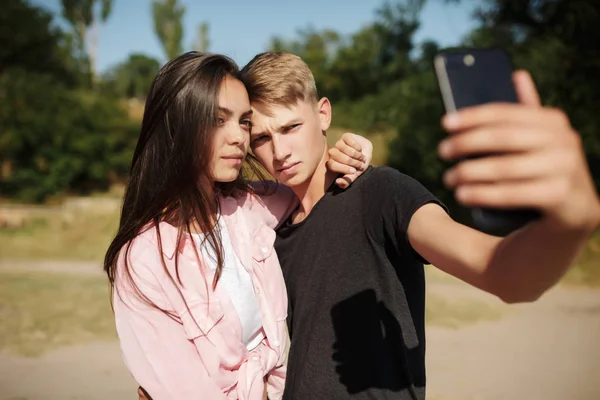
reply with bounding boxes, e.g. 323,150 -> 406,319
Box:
104,52 -> 370,400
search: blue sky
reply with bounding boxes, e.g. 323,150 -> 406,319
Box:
33,0 -> 479,73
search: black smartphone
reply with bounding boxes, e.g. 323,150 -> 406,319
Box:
433,47 -> 540,236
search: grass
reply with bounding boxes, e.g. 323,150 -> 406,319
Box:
0,271 -> 115,356
423,232 -> 600,289
0,269 -> 501,358
1,204 -> 599,291
563,230 -> 600,287
1,198 -> 599,288
0,205 -> 120,261
425,293 -> 505,329
424,265 -> 507,329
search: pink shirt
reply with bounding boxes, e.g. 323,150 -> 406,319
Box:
113,184 -> 297,399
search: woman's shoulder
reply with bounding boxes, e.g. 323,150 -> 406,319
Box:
225,181 -> 297,229
114,222 -> 180,284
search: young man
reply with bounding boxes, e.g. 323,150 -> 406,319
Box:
239,52 -> 600,399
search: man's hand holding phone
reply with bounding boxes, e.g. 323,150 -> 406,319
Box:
438,70 -> 600,232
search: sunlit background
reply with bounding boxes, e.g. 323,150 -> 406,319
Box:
1,0 -> 599,399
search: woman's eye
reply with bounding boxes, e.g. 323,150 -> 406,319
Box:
252,135 -> 268,145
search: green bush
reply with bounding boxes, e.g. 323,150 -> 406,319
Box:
0,69 -> 138,202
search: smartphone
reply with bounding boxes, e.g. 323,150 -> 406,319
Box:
434,47 -> 540,236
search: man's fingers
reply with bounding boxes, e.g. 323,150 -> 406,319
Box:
513,70 -> 541,107
336,176 -> 352,189
340,132 -> 362,153
328,148 -> 364,170
336,138 -> 366,163
327,159 -> 357,176
443,151 -> 565,188
441,104 -> 569,132
454,178 -> 568,210
438,126 -> 548,160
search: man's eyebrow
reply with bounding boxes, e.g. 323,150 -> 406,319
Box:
251,118 -> 302,137
241,109 -> 253,118
281,119 -> 302,128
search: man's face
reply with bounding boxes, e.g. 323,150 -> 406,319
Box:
250,98 -> 332,188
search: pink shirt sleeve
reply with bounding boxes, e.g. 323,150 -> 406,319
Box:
113,246 -> 230,400
248,181 -> 299,229
266,362 -> 286,399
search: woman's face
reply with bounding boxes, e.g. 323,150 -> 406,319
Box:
209,75 -> 252,183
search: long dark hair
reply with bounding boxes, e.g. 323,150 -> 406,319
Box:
104,52 -> 268,304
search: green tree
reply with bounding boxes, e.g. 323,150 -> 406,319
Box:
268,1 -> 422,104
464,0 -> 600,189
385,53 -> 461,217
1,70 -> 136,201
268,27 -> 341,98
327,26 -> 383,102
103,53 -> 161,100
193,22 -> 210,53
387,0 -> 600,219
371,1 -> 420,83
264,0 -> 599,220
152,0 -> 185,60
1,0 -> 137,202
60,0 -> 113,80
1,0 -> 75,83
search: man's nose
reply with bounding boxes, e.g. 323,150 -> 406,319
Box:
272,135 -> 291,161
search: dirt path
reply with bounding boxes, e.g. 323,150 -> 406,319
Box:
0,260 -> 103,276
1,263 -> 599,399
425,283 -> 600,400
0,341 -> 136,400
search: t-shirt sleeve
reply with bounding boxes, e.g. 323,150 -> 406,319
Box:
363,167 -> 448,264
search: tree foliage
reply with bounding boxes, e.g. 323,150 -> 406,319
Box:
1,0 -> 76,83
1,0 -> 136,202
194,22 -> 210,53
152,0 -> 185,60
270,0 -> 600,216
3,0 -> 598,206
102,53 -> 161,100
60,0 -> 113,79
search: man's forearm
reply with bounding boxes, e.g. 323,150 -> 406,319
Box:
486,218 -> 597,303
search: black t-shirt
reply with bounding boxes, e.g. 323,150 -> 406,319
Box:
275,166 -> 446,400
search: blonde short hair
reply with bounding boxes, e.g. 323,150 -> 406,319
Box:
240,52 -> 319,109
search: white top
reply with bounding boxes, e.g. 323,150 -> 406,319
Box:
193,217 -> 265,351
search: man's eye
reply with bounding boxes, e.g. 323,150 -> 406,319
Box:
241,120 -> 252,129
217,117 -> 226,125
284,124 -> 301,133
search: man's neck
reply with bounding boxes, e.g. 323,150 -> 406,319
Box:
289,148 -> 337,223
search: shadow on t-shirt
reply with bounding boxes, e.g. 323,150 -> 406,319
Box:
331,289 -> 419,395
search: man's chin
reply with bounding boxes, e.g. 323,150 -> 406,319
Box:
275,172 -> 306,188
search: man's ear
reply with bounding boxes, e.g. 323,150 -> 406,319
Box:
317,97 -> 332,133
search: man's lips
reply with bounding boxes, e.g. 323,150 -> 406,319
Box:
276,162 -> 300,176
